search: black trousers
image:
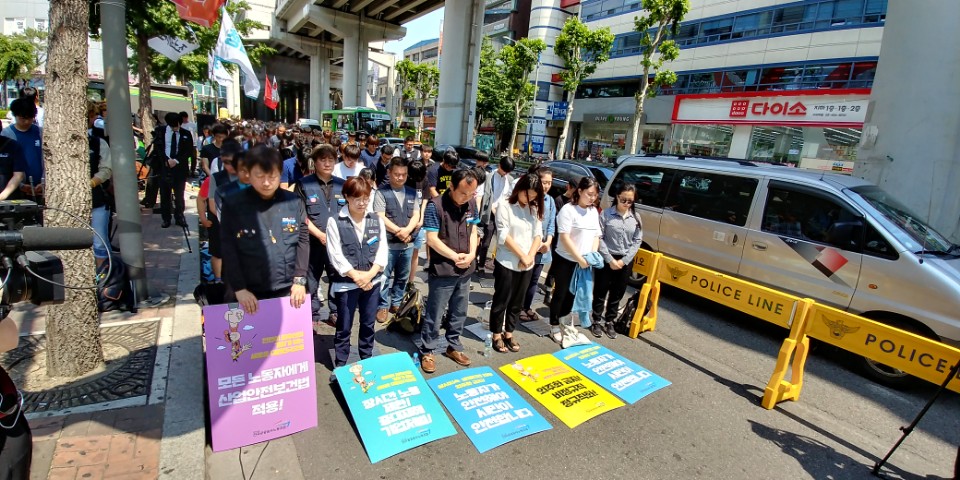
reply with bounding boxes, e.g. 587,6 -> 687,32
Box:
490,262 -> 533,334
592,255 -> 630,324
477,214 -> 496,269
0,411 -> 31,480
142,174 -> 159,207
548,255 -> 578,326
306,239 -> 336,321
159,173 -> 186,222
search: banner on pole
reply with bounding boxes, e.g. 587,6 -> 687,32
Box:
427,367 -> 552,453
203,296 -> 318,452
148,35 -> 199,61
500,354 -> 624,428
554,344 -> 671,404
334,352 -> 457,463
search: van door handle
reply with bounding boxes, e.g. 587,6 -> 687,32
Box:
731,233 -> 738,245
752,242 -> 767,251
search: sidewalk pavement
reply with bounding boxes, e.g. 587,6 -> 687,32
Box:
9,187 -> 207,480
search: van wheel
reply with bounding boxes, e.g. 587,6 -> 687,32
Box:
858,314 -> 935,388
627,272 -> 646,288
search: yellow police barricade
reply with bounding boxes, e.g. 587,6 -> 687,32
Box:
762,303 -> 960,409
629,249 -> 661,337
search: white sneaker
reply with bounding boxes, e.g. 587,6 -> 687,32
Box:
548,329 -> 562,344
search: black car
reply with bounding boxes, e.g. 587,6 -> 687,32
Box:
435,144 -> 496,173
541,160 -> 615,199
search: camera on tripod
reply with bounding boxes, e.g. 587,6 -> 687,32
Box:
0,200 -> 94,318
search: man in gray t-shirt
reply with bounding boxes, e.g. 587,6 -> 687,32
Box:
373,157 -> 423,323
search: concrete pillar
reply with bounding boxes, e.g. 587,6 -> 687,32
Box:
727,125 -> 752,159
343,35 -> 359,108
358,34 -> 370,108
385,65 -> 395,119
310,51 -> 326,119
436,0 -> 483,146
855,1 -> 960,240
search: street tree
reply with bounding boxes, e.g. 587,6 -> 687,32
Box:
0,36 -> 36,105
45,0 -> 104,377
16,28 -> 49,73
554,17 -> 614,159
475,37 -> 512,148
396,61 -> 439,141
627,0 -> 689,155
395,59 -> 414,126
499,38 -> 546,155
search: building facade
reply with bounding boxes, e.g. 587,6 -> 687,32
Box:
564,0 -> 885,164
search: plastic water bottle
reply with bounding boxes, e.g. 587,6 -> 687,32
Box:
412,352 -> 420,367
484,334 -> 493,358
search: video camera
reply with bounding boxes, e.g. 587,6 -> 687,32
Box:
0,200 -> 94,319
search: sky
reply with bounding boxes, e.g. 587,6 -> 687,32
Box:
383,8 -> 444,60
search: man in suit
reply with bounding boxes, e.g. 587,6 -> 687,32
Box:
153,112 -> 194,228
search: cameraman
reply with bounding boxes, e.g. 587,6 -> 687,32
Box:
0,315 -> 31,478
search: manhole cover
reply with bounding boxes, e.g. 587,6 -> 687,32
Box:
0,321 -> 160,414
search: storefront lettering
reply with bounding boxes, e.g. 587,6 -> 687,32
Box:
750,101 -> 807,116
594,115 -> 633,123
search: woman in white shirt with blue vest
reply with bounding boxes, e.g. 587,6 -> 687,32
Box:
325,177 -> 388,368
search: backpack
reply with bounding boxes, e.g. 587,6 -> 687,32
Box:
614,291 -> 642,336
96,257 -> 137,313
385,283 -> 423,334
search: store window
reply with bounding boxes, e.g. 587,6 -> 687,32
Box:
747,126 -> 861,166
671,124 -> 733,157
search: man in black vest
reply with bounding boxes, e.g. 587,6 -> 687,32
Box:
373,157 -> 422,323
295,144 -> 344,327
152,112 -> 194,228
417,168 -> 481,373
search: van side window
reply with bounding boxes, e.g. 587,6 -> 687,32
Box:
672,171 -> 758,226
762,186 -> 864,251
863,223 -> 898,260
613,165 -> 679,208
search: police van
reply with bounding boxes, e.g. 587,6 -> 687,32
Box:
604,154 -> 960,385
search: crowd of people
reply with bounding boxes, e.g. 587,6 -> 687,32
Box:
184,118 -> 643,376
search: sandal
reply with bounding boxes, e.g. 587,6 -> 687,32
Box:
503,335 -> 520,352
492,335 -> 508,353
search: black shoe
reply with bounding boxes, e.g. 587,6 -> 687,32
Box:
604,322 -> 618,339
543,291 -> 552,305
175,217 -> 187,227
161,220 -> 171,228
590,322 -> 604,338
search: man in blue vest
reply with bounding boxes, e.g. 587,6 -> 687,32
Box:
373,157 -> 423,323
417,167 -> 481,373
295,144 -> 344,328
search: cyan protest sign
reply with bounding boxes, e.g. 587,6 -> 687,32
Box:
554,344 -> 671,404
428,367 -> 552,453
335,352 -> 457,463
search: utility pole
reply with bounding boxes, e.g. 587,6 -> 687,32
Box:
101,0 -> 154,303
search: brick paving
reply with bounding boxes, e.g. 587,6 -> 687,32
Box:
12,193 -> 198,480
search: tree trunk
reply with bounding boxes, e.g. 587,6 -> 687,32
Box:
44,0 -> 103,377
508,102 -> 521,156
628,73 -> 651,155
417,95 -> 425,142
136,31 -> 155,146
557,90 -> 575,159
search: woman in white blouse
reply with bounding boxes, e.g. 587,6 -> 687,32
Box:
548,176 -> 602,344
488,174 -> 544,353
326,177 -> 388,368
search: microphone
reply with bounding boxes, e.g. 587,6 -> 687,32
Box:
0,227 -> 94,252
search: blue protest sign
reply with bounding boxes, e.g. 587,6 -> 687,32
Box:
428,367 -> 552,453
334,352 -> 457,463
554,345 -> 671,404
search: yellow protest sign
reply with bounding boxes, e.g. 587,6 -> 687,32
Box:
500,354 -> 624,428
804,304 -> 960,393
657,256 -> 798,329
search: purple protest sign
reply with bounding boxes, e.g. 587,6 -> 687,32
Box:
204,296 -> 318,452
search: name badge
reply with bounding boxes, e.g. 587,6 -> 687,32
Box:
366,236 -> 379,246
466,216 -> 480,225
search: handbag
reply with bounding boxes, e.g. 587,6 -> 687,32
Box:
560,317 -> 592,349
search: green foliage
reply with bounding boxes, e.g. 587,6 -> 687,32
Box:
476,38 -> 513,132
0,35 -> 37,82
13,28 -> 48,71
395,58 -> 415,110
396,59 -> 439,139
633,0 -> 689,99
499,38 -> 546,113
554,17 -> 614,93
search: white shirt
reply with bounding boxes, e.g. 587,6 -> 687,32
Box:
333,161 -> 365,180
556,203 -> 601,262
325,207 -> 388,293
164,126 -> 180,162
494,199 -> 542,271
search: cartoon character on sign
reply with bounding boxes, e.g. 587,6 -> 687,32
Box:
349,363 -> 374,393
510,362 -> 538,382
223,306 -> 252,361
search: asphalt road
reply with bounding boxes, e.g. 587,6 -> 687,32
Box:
210,274 -> 960,479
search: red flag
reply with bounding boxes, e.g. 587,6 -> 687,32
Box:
169,0 -> 226,28
264,73 -> 278,110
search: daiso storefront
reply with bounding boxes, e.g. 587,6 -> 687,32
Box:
668,89 -> 870,172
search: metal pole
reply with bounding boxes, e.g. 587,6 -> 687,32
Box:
101,0 -> 152,302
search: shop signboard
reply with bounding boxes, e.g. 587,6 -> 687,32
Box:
673,89 -> 870,127
547,102 -> 569,120
531,135 -> 545,153
529,119 -> 547,136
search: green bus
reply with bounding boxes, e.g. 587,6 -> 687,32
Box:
321,107 -> 393,135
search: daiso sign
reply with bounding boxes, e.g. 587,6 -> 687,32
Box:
673,89 -> 871,127
730,100 -> 806,117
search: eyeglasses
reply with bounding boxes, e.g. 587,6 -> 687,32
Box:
617,198 -> 635,205
349,197 -> 370,205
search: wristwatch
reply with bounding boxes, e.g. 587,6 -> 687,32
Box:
292,276 -> 307,286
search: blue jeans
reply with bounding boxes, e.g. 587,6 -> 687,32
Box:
380,247 -> 413,310
92,205 -> 112,259
333,284 -> 381,367
417,274 -> 470,355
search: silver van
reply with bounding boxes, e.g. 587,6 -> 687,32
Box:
604,155 -> 960,385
